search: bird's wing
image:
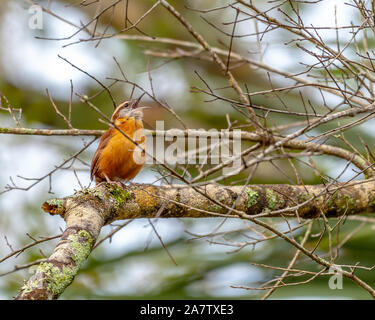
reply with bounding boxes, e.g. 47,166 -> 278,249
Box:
90,128 -> 114,181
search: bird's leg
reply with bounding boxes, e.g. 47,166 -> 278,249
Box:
104,174 -> 124,189
114,177 -> 127,188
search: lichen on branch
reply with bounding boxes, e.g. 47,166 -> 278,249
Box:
41,181 -> 375,220
16,180 -> 375,300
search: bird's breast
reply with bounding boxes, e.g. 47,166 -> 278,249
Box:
99,118 -> 145,179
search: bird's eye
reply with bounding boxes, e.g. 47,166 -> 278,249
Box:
123,103 -> 129,108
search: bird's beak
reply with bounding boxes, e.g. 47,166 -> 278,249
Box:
137,106 -> 151,111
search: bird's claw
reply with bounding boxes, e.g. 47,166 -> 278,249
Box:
103,175 -> 126,189
109,181 -> 126,189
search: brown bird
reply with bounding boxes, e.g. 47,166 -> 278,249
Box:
90,96 -> 147,185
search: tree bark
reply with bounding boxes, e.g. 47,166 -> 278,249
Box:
16,180 -> 375,299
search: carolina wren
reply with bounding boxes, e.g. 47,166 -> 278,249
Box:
90,97 -> 147,185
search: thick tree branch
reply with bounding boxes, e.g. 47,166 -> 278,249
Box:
15,180 -> 375,299
41,181 -> 375,220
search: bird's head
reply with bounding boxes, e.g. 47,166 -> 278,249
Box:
111,93 -> 148,122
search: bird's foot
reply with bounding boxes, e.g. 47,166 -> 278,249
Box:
112,181 -> 125,189
104,175 -> 126,189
